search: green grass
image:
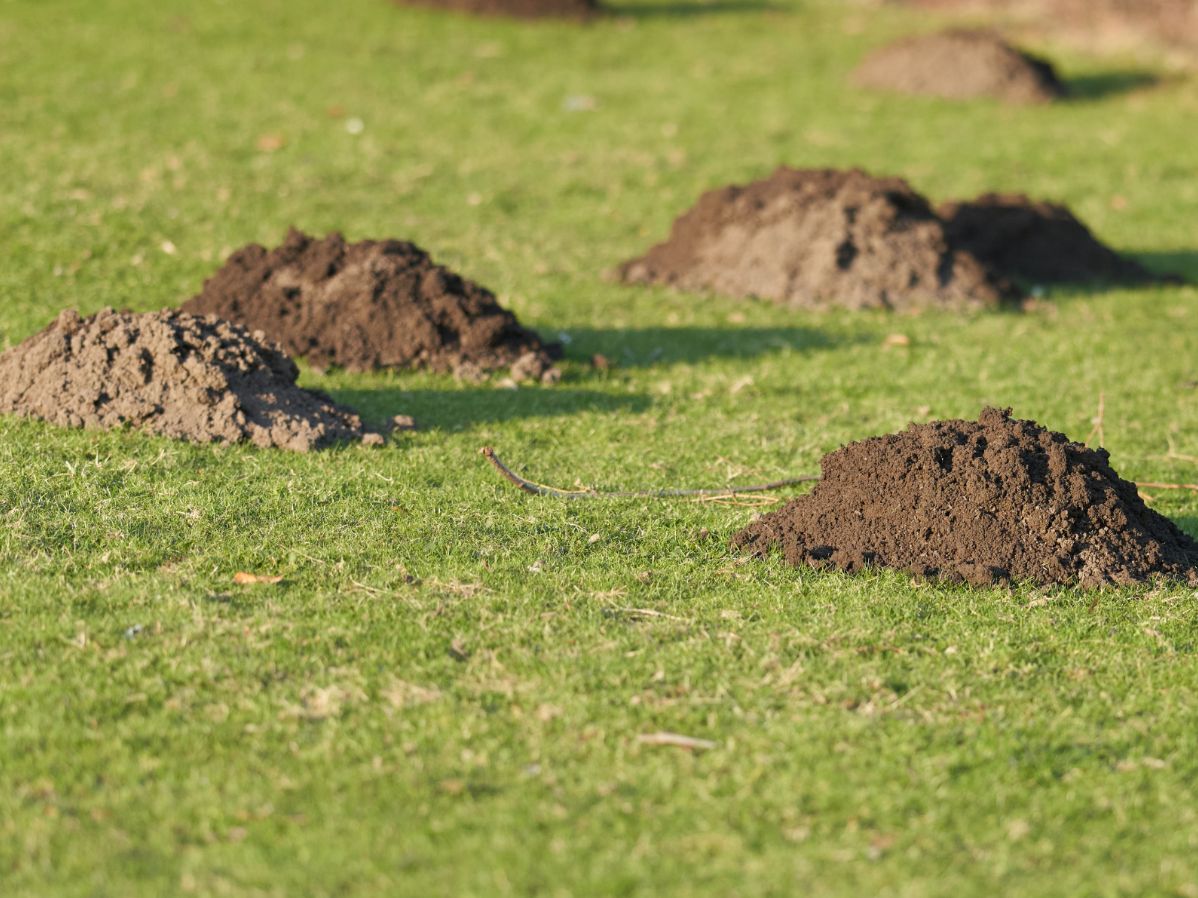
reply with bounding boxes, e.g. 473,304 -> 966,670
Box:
3,0 -> 1198,895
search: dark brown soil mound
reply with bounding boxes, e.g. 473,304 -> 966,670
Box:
183,229 -> 559,381
397,0 -> 598,19
732,408 -> 1198,588
853,29 -> 1066,104
938,193 -> 1164,285
616,167 -> 1020,312
0,308 -> 376,451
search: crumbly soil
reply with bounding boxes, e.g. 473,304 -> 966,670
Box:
732,408 -> 1198,589
938,193 -> 1163,285
852,28 -> 1066,104
0,309 -> 376,451
183,229 -> 560,381
616,167 -> 1021,312
397,0 -> 598,19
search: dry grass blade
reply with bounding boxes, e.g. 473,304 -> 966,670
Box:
233,572 -> 284,585
637,732 -> 718,751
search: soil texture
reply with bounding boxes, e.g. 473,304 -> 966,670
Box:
616,167 -> 1020,312
183,229 -> 559,381
852,29 -> 1066,103
938,193 -> 1163,285
0,308 -> 375,451
732,407 -> 1198,588
397,0 -> 598,19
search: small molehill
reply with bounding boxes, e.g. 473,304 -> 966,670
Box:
938,193 -> 1166,285
397,0 -> 598,18
732,408 -> 1198,588
183,229 -> 560,381
617,167 -> 1019,312
0,309 -> 376,452
894,0 -> 1198,56
853,29 -> 1066,104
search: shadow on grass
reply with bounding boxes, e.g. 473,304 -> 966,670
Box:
559,324 -> 851,367
1129,251 -> 1198,284
1171,516 -> 1198,540
332,386 -> 651,431
1066,70 -> 1161,101
609,0 -> 779,18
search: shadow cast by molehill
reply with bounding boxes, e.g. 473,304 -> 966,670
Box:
1066,70 -> 1161,101
1128,251 -> 1198,285
332,386 -> 650,431
558,324 -> 851,367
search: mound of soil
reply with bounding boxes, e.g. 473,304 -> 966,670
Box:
732,408 -> 1198,588
938,193 -> 1162,285
183,229 -> 559,381
397,0 -> 598,19
616,167 -> 1020,312
852,29 -> 1066,104
0,308 -> 376,451
895,0 -> 1198,56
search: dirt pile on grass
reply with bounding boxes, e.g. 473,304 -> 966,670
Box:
894,0 -> 1198,56
397,0 -> 598,19
0,308 -> 375,451
938,193 -> 1163,285
852,29 -> 1066,104
616,167 -> 1020,312
183,229 -> 559,381
732,407 -> 1198,588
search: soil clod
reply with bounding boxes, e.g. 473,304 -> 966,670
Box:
853,29 -> 1067,104
0,308 -> 375,451
183,229 -> 560,380
616,167 -> 1020,312
938,193 -> 1167,285
732,407 -> 1198,588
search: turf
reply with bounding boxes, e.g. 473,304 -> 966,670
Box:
3,1 -> 1198,895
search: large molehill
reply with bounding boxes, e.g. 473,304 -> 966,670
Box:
0,309 -> 375,451
183,229 -> 560,381
732,408 -> 1198,588
852,29 -> 1067,104
616,167 -> 1019,312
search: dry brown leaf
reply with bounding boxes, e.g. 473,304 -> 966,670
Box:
883,333 -> 910,347
256,133 -> 286,153
233,571 -> 283,585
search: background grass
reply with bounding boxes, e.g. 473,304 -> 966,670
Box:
3,0 -> 1198,895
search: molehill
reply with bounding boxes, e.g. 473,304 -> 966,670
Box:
0,309 -> 376,451
938,193 -> 1164,285
852,29 -> 1067,104
396,0 -> 598,19
732,408 -> 1198,588
618,167 -> 1163,308
183,229 -> 560,381
894,0 -> 1198,56
616,167 -> 1019,312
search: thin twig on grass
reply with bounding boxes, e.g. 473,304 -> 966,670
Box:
480,447 -> 817,500
616,607 -> 692,623
636,732 -> 717,751
1136,481 -> 1198,492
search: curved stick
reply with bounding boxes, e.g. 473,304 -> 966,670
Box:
479,447 -> 817,500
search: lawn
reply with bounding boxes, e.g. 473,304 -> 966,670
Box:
3,0 -> 1198,895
